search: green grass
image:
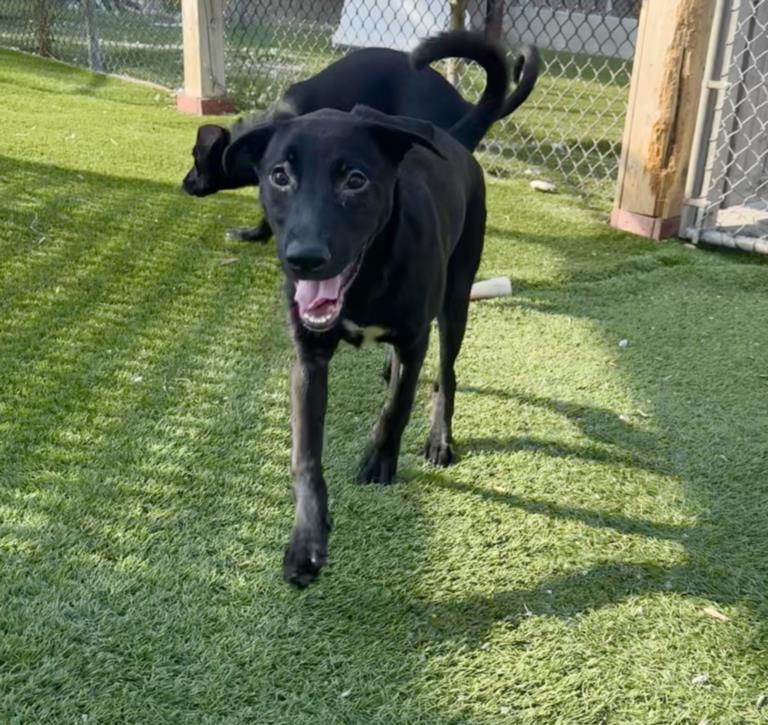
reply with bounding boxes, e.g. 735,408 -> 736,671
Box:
1,48 -> 768,723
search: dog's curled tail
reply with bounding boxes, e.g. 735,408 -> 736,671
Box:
411,30 -> 508,152
499,43 -> 540,119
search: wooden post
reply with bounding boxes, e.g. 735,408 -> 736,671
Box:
611,0 -> 718,240
176,0 -> 233,115
447,0 -> 468,86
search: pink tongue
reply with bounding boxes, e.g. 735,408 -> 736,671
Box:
294,275 -> 344,315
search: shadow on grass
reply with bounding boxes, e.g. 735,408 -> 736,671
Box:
462,385 -> 638,425
0,50 -> 173,106
425,473 -> 688,543
412,561 -> 706,643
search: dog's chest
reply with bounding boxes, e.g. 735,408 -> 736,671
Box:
341,319 -> 390,346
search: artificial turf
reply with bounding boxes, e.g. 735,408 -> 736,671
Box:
1,48 -> 767,723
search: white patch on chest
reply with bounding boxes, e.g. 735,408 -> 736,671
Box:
342,319 -> 389,345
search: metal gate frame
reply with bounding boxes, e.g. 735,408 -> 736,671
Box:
681,0 -> 768,255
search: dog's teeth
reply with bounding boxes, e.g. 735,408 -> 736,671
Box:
303,311 -> 335,325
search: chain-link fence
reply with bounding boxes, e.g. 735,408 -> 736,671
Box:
682,0 -> 768,255
225,0 -> 639,195
0,0 -> 639,198
0,1 -> 183,87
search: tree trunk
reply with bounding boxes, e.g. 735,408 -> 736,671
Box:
32,0 -> 54,58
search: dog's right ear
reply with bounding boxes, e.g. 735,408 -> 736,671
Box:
222,121 -> 278,176
195,124 -> 230,154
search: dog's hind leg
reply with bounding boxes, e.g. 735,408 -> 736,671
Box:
424,302 -> 468,466
359,335 -> 428,484
225,217 -> 273,243
425,203 -> 485,466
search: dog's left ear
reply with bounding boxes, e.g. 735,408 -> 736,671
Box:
351,105 -> 446,162
196,124 -> 230,154
222,121 -> 279,176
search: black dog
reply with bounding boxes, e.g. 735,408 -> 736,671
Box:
224,31 -> 511,587
183,41 -> 539,241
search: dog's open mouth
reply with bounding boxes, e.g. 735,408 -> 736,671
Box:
293,259 -> 361,332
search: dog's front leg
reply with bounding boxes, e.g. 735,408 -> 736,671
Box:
283,343 -> 335,587
359,334 -> 429,485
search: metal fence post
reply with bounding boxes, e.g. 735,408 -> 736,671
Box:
484,0 -> 504,42
610,0 -> 718,240
177,0 -> 234,115
82,0 -> 103,73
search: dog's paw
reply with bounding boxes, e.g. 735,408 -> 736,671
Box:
283,524 -> 329,588
424,436 -> 454,467
358,448 -> 398,485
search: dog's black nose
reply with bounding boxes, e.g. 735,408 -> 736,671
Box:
285,242 -> 331,274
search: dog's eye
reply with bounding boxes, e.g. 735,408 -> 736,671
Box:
270,166 -> 291,188
344,170 -> 368,191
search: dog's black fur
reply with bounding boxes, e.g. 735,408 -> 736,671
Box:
182,41 -> 539,240
223,31 -> 509,587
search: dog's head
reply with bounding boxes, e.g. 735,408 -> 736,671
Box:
182,124 -> 233,197
223,106 -> 444,332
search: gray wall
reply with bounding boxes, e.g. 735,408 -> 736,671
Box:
226,0 -> 641,30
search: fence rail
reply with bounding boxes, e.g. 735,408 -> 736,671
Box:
1,0 -> 639,199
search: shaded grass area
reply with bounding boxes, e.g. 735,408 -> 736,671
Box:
1,48 -> 768,723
